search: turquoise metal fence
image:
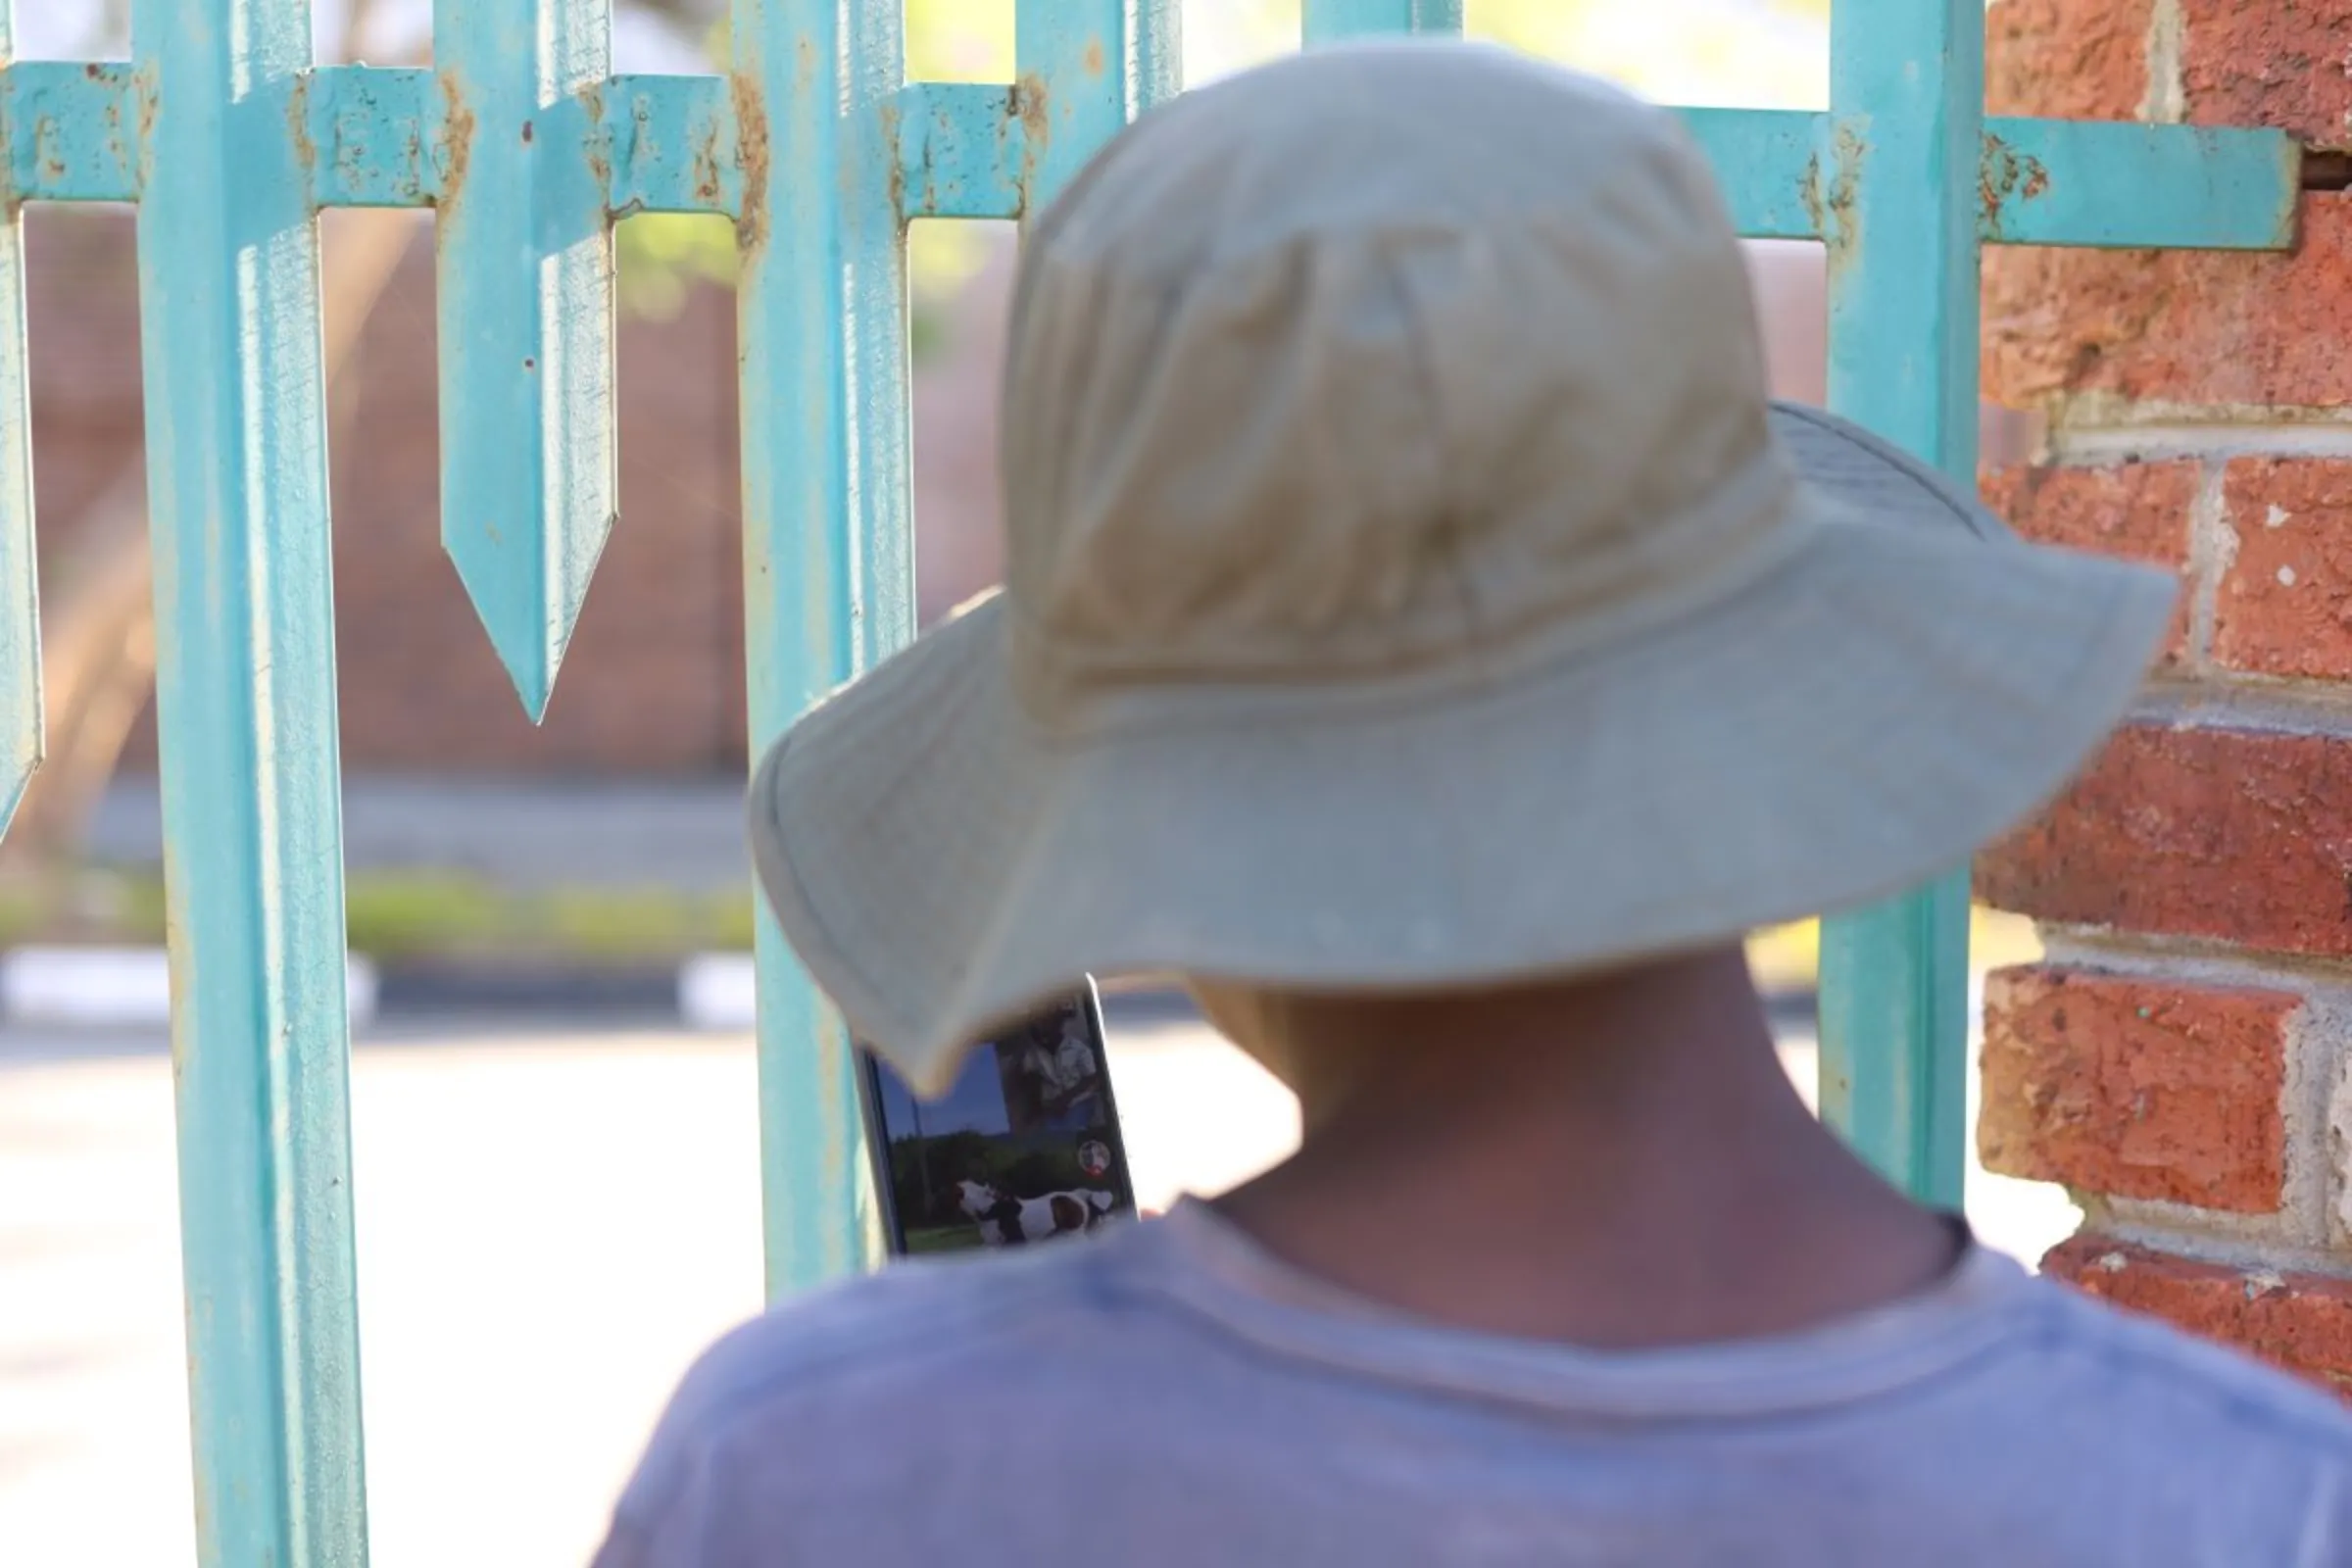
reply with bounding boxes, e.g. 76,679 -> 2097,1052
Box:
0,0 -> 2308,1562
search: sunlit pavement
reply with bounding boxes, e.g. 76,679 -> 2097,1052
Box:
0,1009 -> 2074,1568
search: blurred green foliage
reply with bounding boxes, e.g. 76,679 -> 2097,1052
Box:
0,870 -> 757,963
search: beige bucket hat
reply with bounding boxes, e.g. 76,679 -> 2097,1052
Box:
750,40 -> 2174,1096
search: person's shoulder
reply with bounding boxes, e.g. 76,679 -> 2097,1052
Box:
1989,1279 -> 2352,1555
2020,1271 -> 2352,1458
670,1237 -> 1134,1428
608,1230 -> 1158,1535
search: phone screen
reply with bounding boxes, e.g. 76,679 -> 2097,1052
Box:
860,983 -> 1137,1257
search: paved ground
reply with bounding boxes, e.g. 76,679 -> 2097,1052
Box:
1,1008 -> 2075,1568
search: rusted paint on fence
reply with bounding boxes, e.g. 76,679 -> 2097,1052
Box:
1981,120 -> 2300,250
1682,108 -> 1828,241
1979,133 -> 2050,241
890,92 -> 2299,245
1016,4 -> 1180,218
727,70 -> 770,249
6,55 -> 2299,252
1011,71 -> 1052,219
1813,117 -> 1868,291
602,74 -> 742,219
894,81 -> 1027,220
4,61 -> 139,202
305,65 -> 442,207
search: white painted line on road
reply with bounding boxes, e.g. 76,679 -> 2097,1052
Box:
0,946 -> 379,1028
678,952 -> 758,1032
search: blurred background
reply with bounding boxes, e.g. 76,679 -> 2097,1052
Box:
1,3 -> 2067,1565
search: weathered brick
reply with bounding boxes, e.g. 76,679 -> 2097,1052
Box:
1985,0 -> 2352,146
1981,0 -> 2352,412
1980,967 -> 2291,1211
2181,0 -> 2352,146
317,242 -> 749,776
1987,0 -> 2154,121
2215,459 -> 2352,678
1977,725 -> 2352,957
1984,0 -> 2352,1419
1983,198 -> 2352,412
1982,463 -> 2197,662
2046,1237 -> 2352,1396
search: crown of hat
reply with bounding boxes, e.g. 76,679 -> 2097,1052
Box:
998,41 -> 1794,719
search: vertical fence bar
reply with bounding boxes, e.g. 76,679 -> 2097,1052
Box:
1302,0 -> 1463,45
735,0 -> 908,1297
1815,0 -> 1982,1208
0,0 -> 39,831
1015,1 -> 1182,217
434,0 -> 617,718
130,0 -> 368,1562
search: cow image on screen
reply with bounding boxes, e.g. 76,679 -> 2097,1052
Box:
861,987 -> 1136,1256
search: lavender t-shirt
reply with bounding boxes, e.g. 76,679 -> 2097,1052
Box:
594,1201 -> 2352,1566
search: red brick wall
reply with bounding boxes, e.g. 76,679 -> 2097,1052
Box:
1981,0 -> 2352,1391
322,227 -> 749,774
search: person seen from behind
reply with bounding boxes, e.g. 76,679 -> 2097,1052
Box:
595,41 -> 2352,1566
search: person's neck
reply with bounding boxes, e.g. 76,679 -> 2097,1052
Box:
1211,951 -> 1962,1349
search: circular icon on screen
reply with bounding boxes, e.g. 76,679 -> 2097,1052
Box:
1077,1140 -> 1111,1178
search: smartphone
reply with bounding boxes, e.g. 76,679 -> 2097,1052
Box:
858,979 -> 1138,1257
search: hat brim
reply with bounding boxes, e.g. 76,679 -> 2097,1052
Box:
751,405 -> 2174,1096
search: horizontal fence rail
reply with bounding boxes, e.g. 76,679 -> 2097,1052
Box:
0,1 -> 2312,1563
9,63 -> 2304,250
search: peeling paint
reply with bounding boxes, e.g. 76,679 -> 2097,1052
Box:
285,73 -> 315,176
692,110 -> 724,210
879,99 -> 905,231
1819,120 -> 1865,290
435,69 -> 475,212
730,73 -> 769,252
578,76 -> 737,220
1979,133 -> 2053,242
1013,73 -> 1051,219
578,79 -> 606,199
135,62 -> 159,195
302,67 -> 443,209
34,119 -> 65,189
879,80 -> 1023,222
